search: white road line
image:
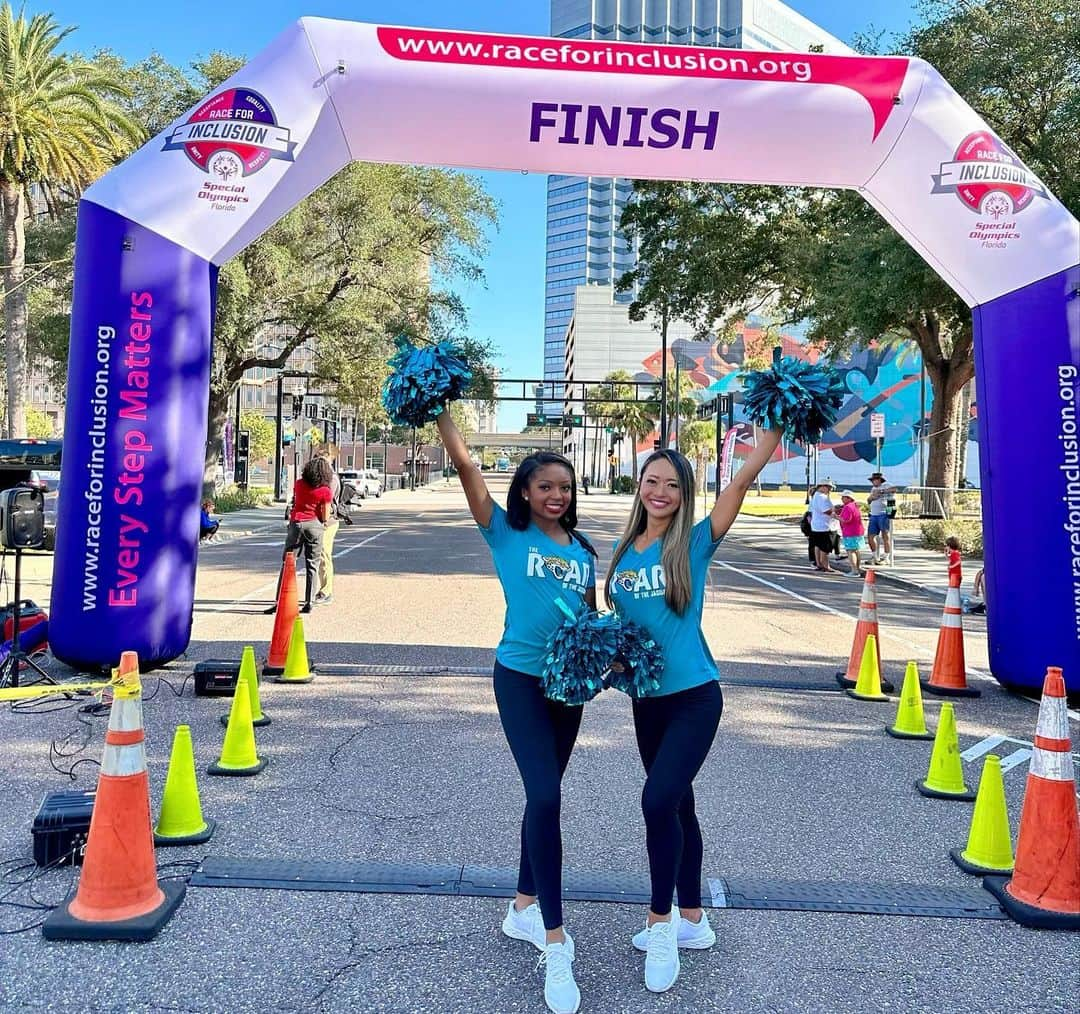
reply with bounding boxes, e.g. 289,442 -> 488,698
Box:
712,557 -> 1006,691
200,529 -> 388,616
998,749 -> 1033,773
961,734 -> 1008,762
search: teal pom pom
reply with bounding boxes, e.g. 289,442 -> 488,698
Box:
606,621 -> 664,698
741,351 -> 844,445
381,339 -> 473,427
542,607 -> 620,706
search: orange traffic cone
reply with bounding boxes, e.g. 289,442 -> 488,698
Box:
263,556 -> 298,676
836,570 -> 894,693
985,667 -> 1080,929
42,652 -> 185,941
923,572 -> 980,697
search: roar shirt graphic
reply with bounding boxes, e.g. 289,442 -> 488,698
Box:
480,505 -> 594,676
610,519 -> 724,696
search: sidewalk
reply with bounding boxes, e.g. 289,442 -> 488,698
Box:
726,512 -> 984,600
201,505 -> 284,547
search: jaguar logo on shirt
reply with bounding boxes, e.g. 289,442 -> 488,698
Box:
614,565 -> 666,599
613,570 -> 640,592
526,549 -> 591,592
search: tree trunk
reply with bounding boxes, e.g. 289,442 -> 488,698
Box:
204,387 -> 232,495
922,364 -> 965,516
955,382 -> 972,486
2,182 -> 27,438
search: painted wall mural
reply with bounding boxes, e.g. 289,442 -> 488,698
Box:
634,317 -> 978,489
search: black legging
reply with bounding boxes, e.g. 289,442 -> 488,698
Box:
632,681 -> 723,914
493,661 -> 583,930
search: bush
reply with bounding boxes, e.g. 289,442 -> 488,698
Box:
613,475 -> 636,494
920,519 -> 983,557
213,486 -> 272,513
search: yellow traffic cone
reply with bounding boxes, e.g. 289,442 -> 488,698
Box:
886,661 -> 935,740
844,634 -> 889,702
220,647 -> 270,728
950,755 -> 1014,874
916,703 -> 974,800
155,725 -> 216,846
208,671 -> 268,776
274,616 -> 314,684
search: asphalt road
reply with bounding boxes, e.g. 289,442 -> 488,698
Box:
0,479 -> 1076,1013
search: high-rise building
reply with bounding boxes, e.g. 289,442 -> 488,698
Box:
543,1 -> 850,405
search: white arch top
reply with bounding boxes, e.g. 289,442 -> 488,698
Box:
84,19 -> 1077,308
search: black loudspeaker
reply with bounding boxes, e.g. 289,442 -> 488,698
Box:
0,487 -> 44,550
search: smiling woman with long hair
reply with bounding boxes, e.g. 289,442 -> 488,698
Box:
605,430 -> 781,996
436,411 -> 596,1014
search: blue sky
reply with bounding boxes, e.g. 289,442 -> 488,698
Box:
45,1 -> 920,428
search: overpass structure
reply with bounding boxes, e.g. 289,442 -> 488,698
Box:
468,432 -> 565,451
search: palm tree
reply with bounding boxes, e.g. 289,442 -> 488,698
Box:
647,367 -> 700,449
0,4 -> 141,435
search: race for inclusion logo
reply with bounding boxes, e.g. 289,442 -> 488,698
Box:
931,130 -> 1047,217
163,87 -> 296,180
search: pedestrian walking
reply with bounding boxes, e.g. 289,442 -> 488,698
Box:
837,490 -> 866,577
315,451 -> 350,605
265,456 -> 333,615
604,429 -> 782,995
436,409 -> 596,1014
866,471 -> 896,564
809,480 -> 839,573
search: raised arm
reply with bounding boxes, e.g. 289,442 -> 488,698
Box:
709,427 -> 783,540
437,411 -> 494,528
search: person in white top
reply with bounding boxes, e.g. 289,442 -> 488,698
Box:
866,472 -> 896,564
808,480 -> 839,574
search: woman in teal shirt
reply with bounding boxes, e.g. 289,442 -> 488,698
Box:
605,432 -> 781,995
437,411 -> 596,1014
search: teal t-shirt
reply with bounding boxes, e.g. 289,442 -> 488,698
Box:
609,517 -> 723,697
479,504 -> 596,677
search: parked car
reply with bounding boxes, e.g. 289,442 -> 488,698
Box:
360,469 -> 383,498
338,468 -> 382,499
0,439 -> 62,551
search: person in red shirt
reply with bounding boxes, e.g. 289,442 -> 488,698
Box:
945,535 -> 963,585
266,456 -> 334,614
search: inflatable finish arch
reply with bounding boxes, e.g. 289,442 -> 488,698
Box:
52,20 -> 1079,690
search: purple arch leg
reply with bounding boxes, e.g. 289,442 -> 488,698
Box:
50,200 -> 214,670
973,264 -> 1080,692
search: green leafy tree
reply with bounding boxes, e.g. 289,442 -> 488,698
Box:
239,409 -> 275,461
678,419 -> 717,494
206,162 -> 496,483
25,406 -> 52,437
620,0 -> 1079,503
0,3 -> 141,436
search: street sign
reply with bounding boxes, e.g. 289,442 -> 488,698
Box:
527,412 -> 562,426
870,412 -> 886,438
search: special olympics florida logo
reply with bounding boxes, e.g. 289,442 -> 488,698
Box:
162,87 -> 296,179
931,131 -> 1047,217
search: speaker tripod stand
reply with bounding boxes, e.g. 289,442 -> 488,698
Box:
0,547 -> 57,689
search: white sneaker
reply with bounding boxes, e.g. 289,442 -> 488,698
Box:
538,940 -> 580,1014
643,914 -> 681,993
501,901 -> 546,952
632,910 -> 715,951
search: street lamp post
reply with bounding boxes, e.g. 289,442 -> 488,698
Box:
659,303 -> 669,449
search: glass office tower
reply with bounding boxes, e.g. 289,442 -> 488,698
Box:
543,1 -> 849,406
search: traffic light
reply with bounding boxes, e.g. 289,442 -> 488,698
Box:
237,430 -> 250,458
291,394 -> 303,417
